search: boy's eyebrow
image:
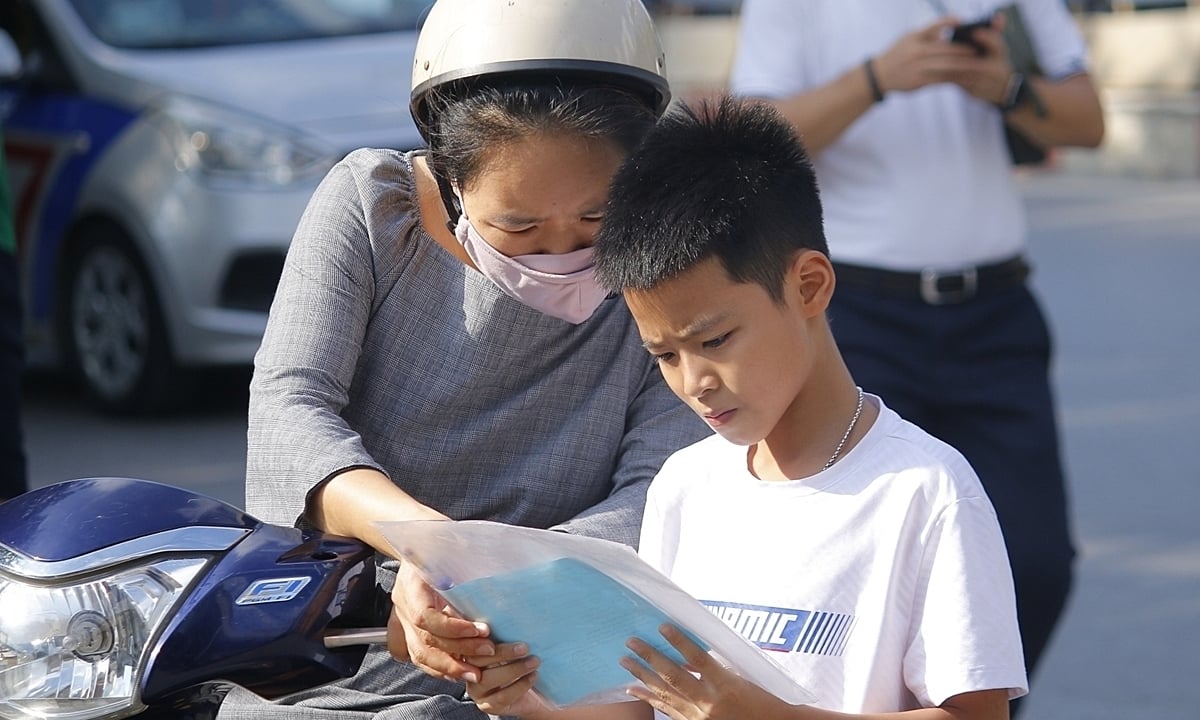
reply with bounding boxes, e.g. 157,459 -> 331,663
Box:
641,312 -> 729,349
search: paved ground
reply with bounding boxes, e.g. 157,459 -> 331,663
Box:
1015,170 -> 1200,719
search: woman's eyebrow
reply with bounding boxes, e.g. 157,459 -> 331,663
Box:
490,212 -> 542,225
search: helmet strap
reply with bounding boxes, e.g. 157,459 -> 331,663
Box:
435,171 -> 462,232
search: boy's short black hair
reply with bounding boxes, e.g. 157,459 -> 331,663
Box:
595,96 -> 827,302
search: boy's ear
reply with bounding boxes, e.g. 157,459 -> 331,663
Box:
788,250 -> 835,317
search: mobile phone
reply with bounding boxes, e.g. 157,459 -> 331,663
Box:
950,18 -> 991,54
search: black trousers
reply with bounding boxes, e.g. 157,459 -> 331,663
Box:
0,251 -> 26,500
829,280 -> 1074,685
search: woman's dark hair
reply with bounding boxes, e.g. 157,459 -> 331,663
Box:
424,80 -> 657,196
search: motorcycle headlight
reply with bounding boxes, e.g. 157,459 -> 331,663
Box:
0,557 -> 208,720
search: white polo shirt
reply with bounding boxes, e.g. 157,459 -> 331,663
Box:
730,0 -> 1089,271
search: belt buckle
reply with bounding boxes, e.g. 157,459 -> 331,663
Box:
920,267 -> 978,305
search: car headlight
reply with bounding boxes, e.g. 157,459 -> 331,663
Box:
151,94 -> 339,188
0,557 -> 209,720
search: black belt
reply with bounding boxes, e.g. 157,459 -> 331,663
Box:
832,256 -> 1030,305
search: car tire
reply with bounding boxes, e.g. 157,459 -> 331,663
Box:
58,225 -> 188,414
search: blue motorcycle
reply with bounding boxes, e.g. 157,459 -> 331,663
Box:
0,477 -> 385,719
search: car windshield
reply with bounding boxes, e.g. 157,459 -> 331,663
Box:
67,0 -> 430,49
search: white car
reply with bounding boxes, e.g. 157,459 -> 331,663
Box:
0,0 -> 426,412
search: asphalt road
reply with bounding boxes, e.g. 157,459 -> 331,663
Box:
20,170 -> 1200,719
1015,171 -> 1199,720
23,367 -> 250,508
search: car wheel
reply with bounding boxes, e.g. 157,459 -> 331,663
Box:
59,227 -> 183,414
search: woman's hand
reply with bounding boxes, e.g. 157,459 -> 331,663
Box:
386,561 -> 497,682
621,625 -> 801,720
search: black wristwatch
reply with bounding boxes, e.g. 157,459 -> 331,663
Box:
998,72 -> 1047,118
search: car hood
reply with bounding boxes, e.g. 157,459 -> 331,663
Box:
97,32 -> 422,153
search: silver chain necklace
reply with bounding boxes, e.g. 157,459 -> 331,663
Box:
823,386 -> 865,470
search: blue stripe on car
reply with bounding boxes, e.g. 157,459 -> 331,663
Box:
4,93 -> 137,321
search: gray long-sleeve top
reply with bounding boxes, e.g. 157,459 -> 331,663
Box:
245,148 -> 709,548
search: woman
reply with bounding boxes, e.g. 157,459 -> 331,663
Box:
220,1 -> 707,718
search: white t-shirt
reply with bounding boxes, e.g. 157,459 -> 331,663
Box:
730,0 -> 1089,270
638,398 -> 1028,713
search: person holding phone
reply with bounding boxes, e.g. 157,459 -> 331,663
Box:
729,0 -> 1103,714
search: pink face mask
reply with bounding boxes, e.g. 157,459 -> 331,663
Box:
454,213 -> 609,324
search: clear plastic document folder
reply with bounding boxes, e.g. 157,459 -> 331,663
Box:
374,519 -> 817,709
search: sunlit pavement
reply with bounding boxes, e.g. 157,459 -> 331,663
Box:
1017,170 -> 1199,719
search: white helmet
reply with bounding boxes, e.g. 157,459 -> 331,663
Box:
410,0 -> 670,141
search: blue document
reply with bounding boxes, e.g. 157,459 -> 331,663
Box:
443,557 -> 707,707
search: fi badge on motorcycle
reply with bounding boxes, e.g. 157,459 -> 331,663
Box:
235,576 -> 312,605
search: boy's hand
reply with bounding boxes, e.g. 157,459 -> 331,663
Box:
387,561 -> 496,683
621,624 -> 798,720
463,642 -> 547,717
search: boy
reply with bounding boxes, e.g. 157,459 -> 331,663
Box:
463,97 -> 1027,719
